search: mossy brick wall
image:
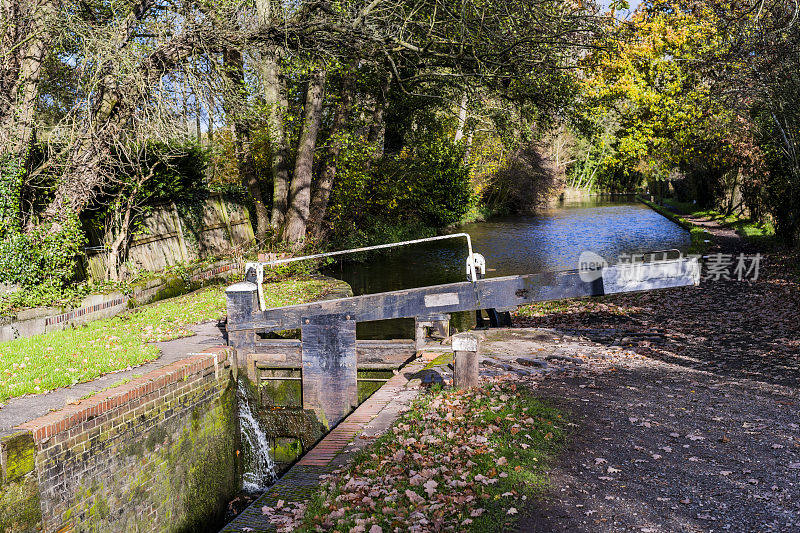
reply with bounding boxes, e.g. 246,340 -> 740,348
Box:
6,347 -> 240,533
1,431 -> 41,532
250,366 -> 393,474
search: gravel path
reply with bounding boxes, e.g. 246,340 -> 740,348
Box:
509,211 -> 800,532
517,350 -> 799,533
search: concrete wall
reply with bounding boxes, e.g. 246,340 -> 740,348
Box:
559,186 -> 594,202
0,347 -> 240,533
87,194 -> 254,280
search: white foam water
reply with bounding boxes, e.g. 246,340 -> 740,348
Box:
236,379 -> 276,492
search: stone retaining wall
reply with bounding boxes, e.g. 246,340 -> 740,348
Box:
85,194 -> 254,279
0,347 -> 240,533
0,259 -> 241,342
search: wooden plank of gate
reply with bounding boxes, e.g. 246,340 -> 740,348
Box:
232,258 -> 699,334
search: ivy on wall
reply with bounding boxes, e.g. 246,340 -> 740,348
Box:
0,215 -> 86,287
0,154 -> 25,232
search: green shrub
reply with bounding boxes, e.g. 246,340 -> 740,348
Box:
0,154 -> 25,231
396,138 -> 472,228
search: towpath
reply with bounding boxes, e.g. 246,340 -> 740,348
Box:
0,322 -> 225,437
512,208 -> 800,532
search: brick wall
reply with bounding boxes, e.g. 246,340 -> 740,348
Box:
1,347 -> 241,533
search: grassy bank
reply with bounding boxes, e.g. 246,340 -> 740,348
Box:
660,199 -> 776,247
0,277 -> 342,404
0,256 -> 235,318
637,197 -> 714,255
262,382 -> 565,532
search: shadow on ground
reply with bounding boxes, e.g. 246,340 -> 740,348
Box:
515,363 -> 799,533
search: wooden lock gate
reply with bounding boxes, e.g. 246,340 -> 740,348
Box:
226,241 -> 700,429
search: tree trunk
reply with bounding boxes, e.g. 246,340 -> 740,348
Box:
195,95 -> 201,143
366,73 -> 391,158
283,70 -> 326,244
0,0 -> 54,156
308,77 -> 352,240
223,47 -> 270,242
105,201 -> 132,281
39,0 -> 162,227
253,0 -> 291,233
454,92 -> 468,142
463,129 -> 474,164
0,0 -> 56,228
41,79 -> 123,224
261,51 -> 291,233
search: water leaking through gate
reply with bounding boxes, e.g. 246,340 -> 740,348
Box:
236,378 -> 277,492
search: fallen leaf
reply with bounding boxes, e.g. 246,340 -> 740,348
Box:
405,489 -> 424,505
423,479 -> 438,497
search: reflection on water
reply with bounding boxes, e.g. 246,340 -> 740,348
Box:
323,198 -> 690,339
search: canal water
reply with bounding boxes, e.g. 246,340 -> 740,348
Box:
323,198 -> 691,338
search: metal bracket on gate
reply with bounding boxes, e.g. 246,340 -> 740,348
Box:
245,261 -> 266,311
466,253 -> 486,279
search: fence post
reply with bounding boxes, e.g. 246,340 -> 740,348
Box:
415,314 -> 450,351
300,313 -> 358,429
452,332 -> 480,389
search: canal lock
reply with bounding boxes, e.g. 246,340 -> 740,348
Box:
232,336 -> 399,493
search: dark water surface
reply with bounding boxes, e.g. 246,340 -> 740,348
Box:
323,198 -> 690,338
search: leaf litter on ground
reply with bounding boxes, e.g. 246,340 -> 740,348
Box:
261,382 -> 565,532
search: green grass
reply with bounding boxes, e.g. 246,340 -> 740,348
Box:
0,277 -> 340,404
515,296 -> 634,320
515,299 -> 578,318
266,383 -> 565,532
660,199 -> 777,247
423,352 -> 454,369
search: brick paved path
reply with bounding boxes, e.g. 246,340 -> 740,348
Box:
221,353 -> 437,532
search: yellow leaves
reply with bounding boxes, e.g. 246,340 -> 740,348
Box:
579,0 -> 732,179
